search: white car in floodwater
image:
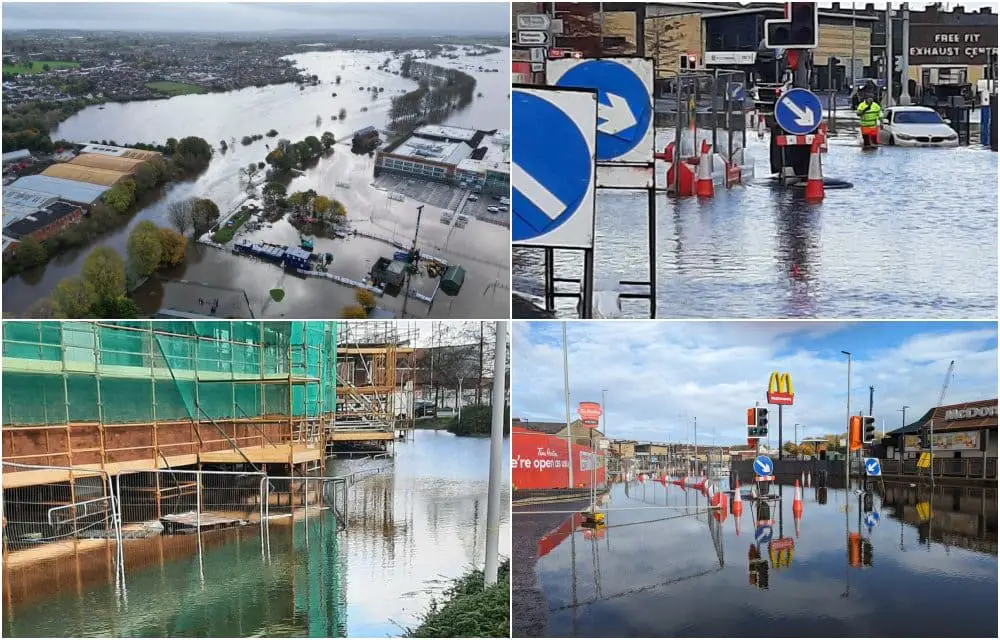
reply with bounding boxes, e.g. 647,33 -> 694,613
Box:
877,106 -> 959,147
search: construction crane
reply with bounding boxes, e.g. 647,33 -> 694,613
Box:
928,360 -> 956,485
400,204 -> 424,318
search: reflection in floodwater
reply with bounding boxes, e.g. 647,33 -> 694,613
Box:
525,476 -> 997,637
3,431 -> 510,638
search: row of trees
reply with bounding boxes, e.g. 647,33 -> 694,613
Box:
388,61 -> 477,130
28,222 -> 186,318
166,197 -> 221,236
2,98 -> 95,152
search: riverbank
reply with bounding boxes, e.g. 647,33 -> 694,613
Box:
407,560 -> 510,638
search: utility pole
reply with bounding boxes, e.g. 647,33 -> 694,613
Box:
483,321 -> 506,587
794,423 -> 799,459
562,322 -> 574,489
899,405 -> 909,473
842,351 -> 852,488
885,3 -> 894,107
693,416 -> 698,476
850,5 -> 857,87
899,2 -> 911,105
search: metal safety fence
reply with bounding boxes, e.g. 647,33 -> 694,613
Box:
2,462 -> 378,607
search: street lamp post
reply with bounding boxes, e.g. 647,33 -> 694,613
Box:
899,405 -> 909,474
841,351 -> 852,489
562,322 -> 575,489
794,423 -> 800,459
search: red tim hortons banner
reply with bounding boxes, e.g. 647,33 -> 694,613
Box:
577,401 -> 603,427
512,425 -> 606,490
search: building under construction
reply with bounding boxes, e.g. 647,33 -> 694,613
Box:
0,320 -> 413,571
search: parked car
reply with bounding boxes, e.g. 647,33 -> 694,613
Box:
877,106 -> 959,147
455,215 -> 469,228
487,206 -> 499,213
467,194 -> 479,202
414,401 -> 437,418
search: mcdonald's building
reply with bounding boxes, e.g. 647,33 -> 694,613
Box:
882,398 -> 997,481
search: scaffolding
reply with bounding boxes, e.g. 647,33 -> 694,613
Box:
1,321 -> 338,490
332,322 -> 416,445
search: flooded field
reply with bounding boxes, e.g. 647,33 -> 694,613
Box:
3,430 -> 511,637
513,126 -> 998,319
514,478 -> 997,637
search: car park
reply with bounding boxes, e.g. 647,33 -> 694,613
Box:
877,106 -> 959,147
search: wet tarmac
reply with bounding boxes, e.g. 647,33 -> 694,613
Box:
513,127 -> 998,319
515,478 -> 997,637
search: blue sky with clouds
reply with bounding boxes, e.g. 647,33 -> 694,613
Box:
512,321 -> 997,445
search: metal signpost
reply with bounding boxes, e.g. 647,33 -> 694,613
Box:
545,57 -> 658,318
512,85 -> 598,316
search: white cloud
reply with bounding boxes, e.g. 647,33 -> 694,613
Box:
512,322 -> 997,444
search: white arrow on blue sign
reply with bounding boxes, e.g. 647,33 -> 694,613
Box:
774,88 -> 822,136
864,457 -> 882,477
547,57 -> 654,164
865,511 -> 880,529
755,524 -> 773,546
512,86 -> 597,249
753,455 -> 774,477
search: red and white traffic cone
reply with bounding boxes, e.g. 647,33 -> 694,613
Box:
804,139 -> 824,203
696,150 -> 714,199
757,112 -> 766,139
793,479 -> 804,538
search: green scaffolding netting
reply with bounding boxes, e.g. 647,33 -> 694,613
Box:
2,321 -> 337,426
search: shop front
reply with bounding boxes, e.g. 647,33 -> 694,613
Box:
907,15 -> 998,104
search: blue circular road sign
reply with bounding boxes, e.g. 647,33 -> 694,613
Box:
865,511 -> 880,529
753,455 -> 774,476
512,91 -> 593,243
774,88 -> 822,136
554,60 -> 652,161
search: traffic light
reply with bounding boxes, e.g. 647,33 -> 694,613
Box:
755,408 -> 769,438
862,490 -> 874,513
861,540 -> 873,567
679,53 -> 697,70
918,426 -> 931,449
862,416 -> 876,444
764,2 -> 819,49
849,415 -> 862,452
747,408 -> 757,438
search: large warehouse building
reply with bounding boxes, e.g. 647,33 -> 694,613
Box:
375,125 -> 510,193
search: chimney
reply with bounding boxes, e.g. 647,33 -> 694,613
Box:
865,3 -> 875,13
952,4 -> 963,13
979,6 -> 992,14
832,1 -> 840,10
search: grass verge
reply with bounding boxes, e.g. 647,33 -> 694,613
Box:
145,81 -> 205,96
211,209 -> 253,244
407,560 -> 509,638
3,60 -> 79,74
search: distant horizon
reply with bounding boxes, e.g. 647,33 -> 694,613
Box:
0,2 -> 509,36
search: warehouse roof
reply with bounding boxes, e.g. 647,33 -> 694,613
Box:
9,175 -> 109,204
2,187 -> 59,227
413,124 -> 479,143
42,163 -> 128,186
2,149 -> 32,164
4,201 -> 80,239
80,144 -> 163,160
392,136 -> 472,166
69,153 -> 146,173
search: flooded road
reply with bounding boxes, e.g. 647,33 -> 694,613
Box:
517,478 -> 997,637
2,430 -> 511,637
513,127 -> 998,319
3,47 -> 510,319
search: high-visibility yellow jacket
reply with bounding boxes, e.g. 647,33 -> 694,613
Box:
857,101 -> 882,127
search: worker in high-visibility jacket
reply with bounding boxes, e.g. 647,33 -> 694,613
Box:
856,95 -> 882,147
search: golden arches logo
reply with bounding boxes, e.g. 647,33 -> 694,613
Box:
767,371 -> 794,405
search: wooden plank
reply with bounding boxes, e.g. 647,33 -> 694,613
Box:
329,431 -> 395,442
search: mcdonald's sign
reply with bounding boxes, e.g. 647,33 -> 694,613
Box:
767,372 -> 794,405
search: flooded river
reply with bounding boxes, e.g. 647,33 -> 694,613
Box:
516,478 -> 997,637
3,47 -> 510,319
513,127 -> 998,319
2,430 -> 511,637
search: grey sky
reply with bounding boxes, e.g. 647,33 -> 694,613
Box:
1,2 -> 509,35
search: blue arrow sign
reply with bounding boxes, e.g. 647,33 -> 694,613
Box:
728,81 -> 745,101
551,59 -> 652,162
512,89 -> 595,246
753,455 -> 774,477
864,457 -> 882,477
774,88 -> 822,135
865,511 -> 880,529
755,524 -> 773,546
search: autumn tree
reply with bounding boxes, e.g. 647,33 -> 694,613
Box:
12,237 -> 46,270
341,305 -> 368,319
81,246 -> 126,301
355,288 -> 376,310
157,228 -> 187,267
127,221 -> 163,277
312,195 -> 332,217
52,277 -> 96,318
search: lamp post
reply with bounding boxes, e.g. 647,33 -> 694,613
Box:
794,423 -> 800,459
841,351 -> 852,489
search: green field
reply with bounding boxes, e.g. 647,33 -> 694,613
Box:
2,60 -> 80,75
145,81 -> 205,96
